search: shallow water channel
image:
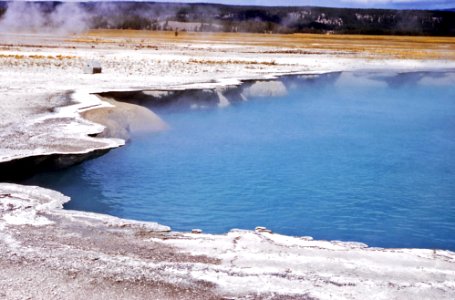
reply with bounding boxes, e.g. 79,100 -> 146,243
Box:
24,71 -> 455,250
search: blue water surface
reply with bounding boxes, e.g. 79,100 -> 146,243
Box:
24,71 -> 455,250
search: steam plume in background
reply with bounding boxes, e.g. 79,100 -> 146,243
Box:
0,2 -> 92,34
0,2 -> 192,34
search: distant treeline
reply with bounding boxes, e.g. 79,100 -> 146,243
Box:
0,1 -> 454,36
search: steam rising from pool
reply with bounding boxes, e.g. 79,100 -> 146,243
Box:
24,72 -> 455,250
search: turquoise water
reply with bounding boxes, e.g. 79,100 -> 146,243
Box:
24,72 -> 455,250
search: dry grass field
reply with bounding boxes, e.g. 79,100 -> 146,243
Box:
79,30 -> 455,60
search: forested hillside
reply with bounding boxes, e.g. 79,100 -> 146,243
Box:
0,1 -> 454,36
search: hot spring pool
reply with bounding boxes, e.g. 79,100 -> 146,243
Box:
24,71 -> 455,250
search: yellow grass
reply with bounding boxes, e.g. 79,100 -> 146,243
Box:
0,54 -> 76,60
188,58 -> 278,65
75,30 -> 455,60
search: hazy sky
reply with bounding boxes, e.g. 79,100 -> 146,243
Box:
2,0 -> 454,9
144,0 -> 454,9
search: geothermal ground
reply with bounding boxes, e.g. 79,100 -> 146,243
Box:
1,31 -> 455,299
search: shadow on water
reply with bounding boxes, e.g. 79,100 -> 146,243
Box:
21,71 -> 455,250
22,161 -> 120,216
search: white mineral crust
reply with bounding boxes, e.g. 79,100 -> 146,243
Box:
1,33 -> 455,299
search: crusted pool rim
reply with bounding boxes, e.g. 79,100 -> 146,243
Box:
1,181 -> 454,299
1,71 -> 455,298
